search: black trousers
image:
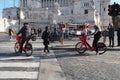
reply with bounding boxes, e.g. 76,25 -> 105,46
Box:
117,35 -> 120,46
109,37 -> 114,46
19,38 -> 26,53
43,41 -> 49,52
92,38 -> 100,53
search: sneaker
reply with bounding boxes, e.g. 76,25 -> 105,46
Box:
117,45 -> 120,46
108,45 -> 111,47
17,51 -> 22,54
44,50 -> 46,52
112,45 -> 114,47
47,50 -> 50,53
96,52 -> 99,55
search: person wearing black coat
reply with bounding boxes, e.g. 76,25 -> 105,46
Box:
108,24 -> 114,47
117,27 -> 120,46
17,23 -> 29,53
42,26 -> 50,53
92,25 -> 101,55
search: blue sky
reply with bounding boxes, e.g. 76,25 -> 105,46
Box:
0,0 -> 120,19
0,0 -> 19,18
111,0 -> 120,4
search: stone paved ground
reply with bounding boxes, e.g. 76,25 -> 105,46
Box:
0,34 -> 120,80
54,50 -> 120,80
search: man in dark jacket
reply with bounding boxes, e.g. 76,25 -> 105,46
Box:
42,26 -> 50,53
108,24 -> 114,47
17,23 -> 29,53
117,27 -> 120,46
92,25 -> 101,55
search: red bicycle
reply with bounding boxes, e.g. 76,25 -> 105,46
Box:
75,36 -> 107,55
14,35 -> 33,56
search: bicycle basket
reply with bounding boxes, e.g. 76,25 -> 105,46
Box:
79,36 -> 86,42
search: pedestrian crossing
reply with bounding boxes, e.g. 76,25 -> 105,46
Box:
0,61 -> 40,80
0,55 -> 40,61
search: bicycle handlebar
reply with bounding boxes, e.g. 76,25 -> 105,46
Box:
16,34 -> 34,42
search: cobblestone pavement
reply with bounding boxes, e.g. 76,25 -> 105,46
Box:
53,50 -> 120,80
0,35 -> 120,80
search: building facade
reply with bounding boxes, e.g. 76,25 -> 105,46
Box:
3,7 -> 18,20
3,0 -> 111,30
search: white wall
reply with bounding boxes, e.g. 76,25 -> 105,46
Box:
0,19 -> 19,32
0,19 -> 5,32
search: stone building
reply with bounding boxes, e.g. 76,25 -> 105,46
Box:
3,0 -> 111,30
3,7 -> 18,20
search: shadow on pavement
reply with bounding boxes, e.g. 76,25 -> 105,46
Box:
0,47 -> 104,61
0,53 -> 21,57
52,47 -> 120,51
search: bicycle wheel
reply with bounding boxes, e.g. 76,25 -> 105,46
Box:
24,43 -> 33,56
75,42 -> 87,54
98,42 -> 107,55
14,42 -> 20,53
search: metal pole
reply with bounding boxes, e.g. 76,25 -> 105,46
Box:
100,0 -> 104,30
4,0 -> 6,32
19,0 -> 22,29
102,1 -> 105,30
4,19 -> 6,32
100,0 -> 101,30
13,0 -> 15,7
4,0 -> 5,8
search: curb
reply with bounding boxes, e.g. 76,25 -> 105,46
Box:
38,50 -> 66,80
51,47 -> 120,51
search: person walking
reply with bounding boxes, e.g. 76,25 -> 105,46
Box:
108,24 -> 114,47
17,23 -> 29,53
58,27 -> 64,45
102,29 -> 108,43
31,27 -> 36,35
81,25 -> 88,36
92,25 -> 101,55
8,28 -> 14,39
53,28 -> 58,41
42,26 -> 50,53
117,27 -> 120,46
37,28 -> 42,37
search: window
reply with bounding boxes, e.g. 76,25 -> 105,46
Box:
84,2 -> 89,7
104,8 -> 106,11
84,9 -> 88,14
8,16 -> 10,19
71,9 -> 73,14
